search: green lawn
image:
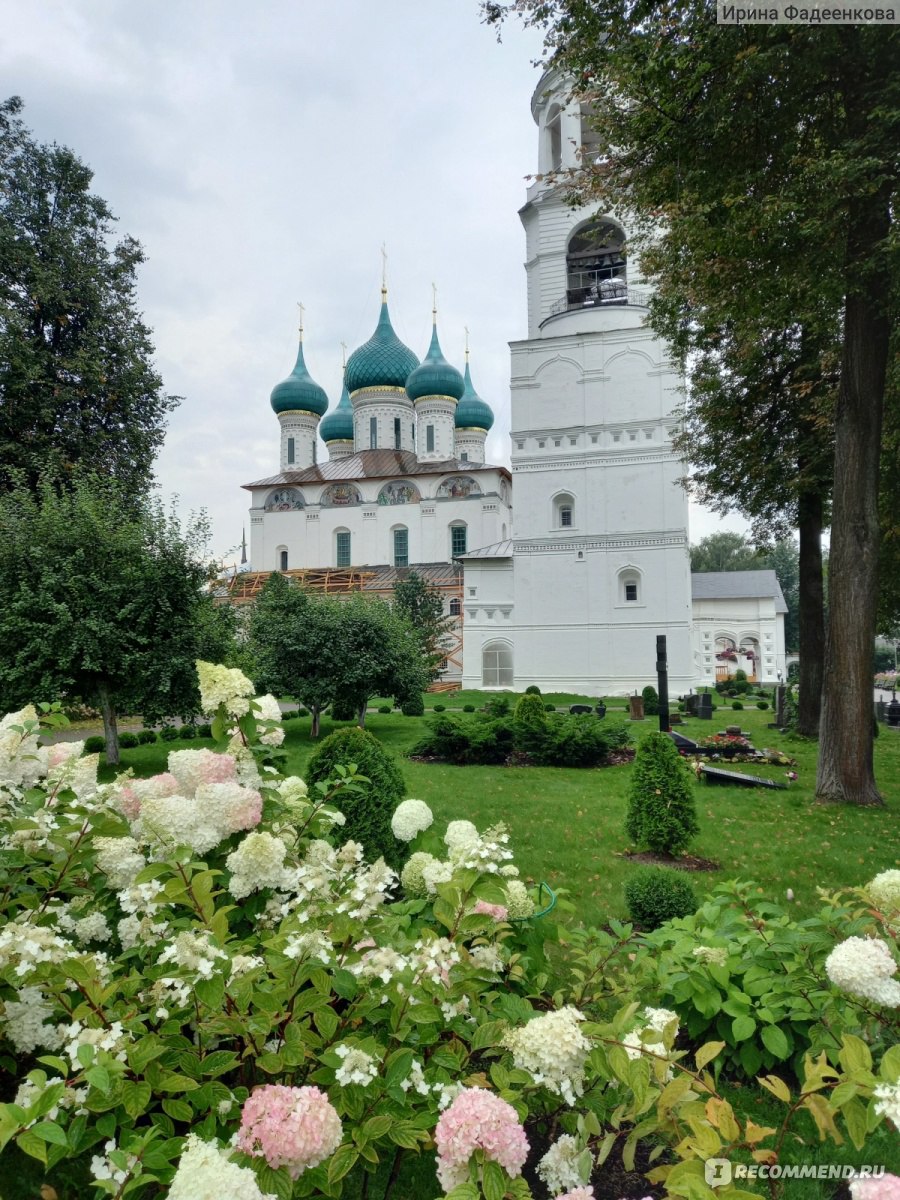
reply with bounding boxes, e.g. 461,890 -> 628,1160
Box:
99,703 -> 900,930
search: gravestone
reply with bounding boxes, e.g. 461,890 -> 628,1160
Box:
697,693 -> 713,720
700,765 -> 787,790
775,685 -> 786,726
628,696 -> 645,720
569,704 -> 593,715
684,693 -> 698,716
669,731 -> 699,753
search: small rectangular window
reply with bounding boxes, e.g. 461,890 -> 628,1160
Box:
625,583 -> 638,602
451,525 -> 467,557
538,439 -> 545,448
369,417 -> 377,449
560,507 -> 573,528
591,434 -> 598,444
279,550 -> 288,571
312,439 -> 316,466
336,531 -> 351,568
460,451 -> 468,462
411,422 -> 415,444
393,527 -> 408,567
287,436 -> 295,464
426,424 -> 435,453
394,416 -> 401,449
554,438 -> 561,447
516,440 -> 524,450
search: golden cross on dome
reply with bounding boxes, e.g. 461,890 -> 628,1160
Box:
296,301 -> 305,339
432,282 -> 438,323
464,325 -> 470,361
381,244 -> 388,293
340,340 -> 347,370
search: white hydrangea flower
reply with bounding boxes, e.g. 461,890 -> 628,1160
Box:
623,1007 -> 681,1081
3,987 -> 63,1053
411,935 -> 461,986
226,831 -> 293,900
196,661 -> 255,718
503,1007 -> 591,1105
422,858 -> 453,894
350,945 -> 409,984
89,1137 -> 136,1187
283,930 -> 333,964
469,943 -> 504,974
94,836 -> 146,889
873,1081 -> 900,1126
391,798 -> 434,841
400,1058 -> 431,1096
169,1134 -> 276,1200
867,870 -> 900,914
277,776 -> 309,809
229,954 -> 264,980
253,694 -> 285,746
643,1007 -> 680,1035
334,1044 -> 379,1087
64,1020 -> 129,1070
401,851 -> 438,897
537,1134 -> 585,1195
444,819 -> 479,851
158,931 -> 227,979
0,918 -> 71,978
505,880 -> 535,920
0,705 -> 46,794
825,937 -> 900,1007
692,945 -> 728,966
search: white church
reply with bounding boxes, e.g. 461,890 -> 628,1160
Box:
240,69 -> 787,695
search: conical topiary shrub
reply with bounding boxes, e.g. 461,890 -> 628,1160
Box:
625,731 -> 699,857
513,691 -> 548,757
306,727 -> 406,868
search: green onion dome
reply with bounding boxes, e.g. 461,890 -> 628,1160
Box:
270,338 -> 328,417
406,321 -> 465,401
345,291 -> 419,393
320,376 -> 354,443
454,360 -> 494,431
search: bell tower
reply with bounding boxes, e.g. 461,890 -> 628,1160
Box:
505,68 -> 695,693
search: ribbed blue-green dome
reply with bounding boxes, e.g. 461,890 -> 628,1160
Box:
320,377 -> 354,443
455,360 -> 494,431
270,339 -> 328,417
406,322 -> 465,401
345,292 -> 419,393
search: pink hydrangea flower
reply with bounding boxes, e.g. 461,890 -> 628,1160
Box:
556,1189 -> 596,1200
472,901 -> 509,921
237,1085 -> 342,1179
850,1175 -> 900,1200
434,1087 -> 529,1192
117,772 -> 180,819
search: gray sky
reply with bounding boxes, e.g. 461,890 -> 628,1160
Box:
4,0 -> 744,564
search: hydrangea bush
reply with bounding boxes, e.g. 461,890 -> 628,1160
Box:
0,664 -> 897,1200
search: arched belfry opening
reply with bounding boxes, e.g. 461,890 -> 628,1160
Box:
566,219 -> 627,308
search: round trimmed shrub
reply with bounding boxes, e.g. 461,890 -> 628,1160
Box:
84,735 -> 105,754
178,724 -> 197,740
731,701 -> 744,711
118,732 -> 139,749
624,868 -> 698,930
463,704 -> 475,713
544,702 -> 556,712
433,703 -> 446,712
159,725 -> 179,742
137,730 -> 157,745
625,732 -> 699,856
196,723 -> 212,738
378,705 -> 392,714
305,727 -> 406,869
641,685 -> 660,716
756,700 -> 768,710
297,708 -> 309,717
400,696 -> 425,717
525,685 -> 542,695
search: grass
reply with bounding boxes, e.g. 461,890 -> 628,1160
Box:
99,702 -> 900,930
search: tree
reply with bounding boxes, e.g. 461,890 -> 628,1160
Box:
249,573 -> 338,737
0,475 -> 229,763
484,1 -> 898,802
0,97 -> 177,495
249,580 -> 429,736
625,732 -> 699,857
392,571 -> 453,682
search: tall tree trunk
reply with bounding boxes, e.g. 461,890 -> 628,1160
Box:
796,488 -> 825,738
357,701 -> 367,729
97,680 -> 120,766
310,706 -> 320,739
816,188 -> 890,805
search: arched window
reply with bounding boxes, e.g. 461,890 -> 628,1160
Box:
392,526 -> 409,568
449,598 -> 461,617
287,436 -> 295,465
335,529 -> 351,568
546,103 -> 562,170
450,522 -> 467,557
279,549 -> 288,571
619,567 -> 641,604
553,493 -> 575,529
566,219 -> 626,308
482,641 -> 513,688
